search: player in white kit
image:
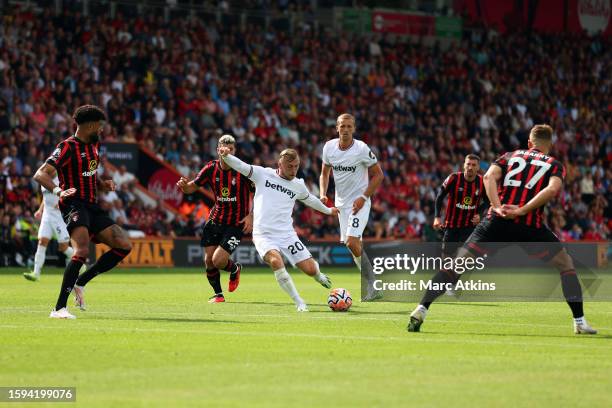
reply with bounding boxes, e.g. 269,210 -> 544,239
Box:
23,173 -> 82,281
219,146 -> 340,311
319,113 -> 384,299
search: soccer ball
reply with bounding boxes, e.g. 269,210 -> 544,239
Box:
328,288 -> 352,312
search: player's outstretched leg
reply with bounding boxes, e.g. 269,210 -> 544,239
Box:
550,250 -> 597,334
265,251 -> 307,311
408,268 -> 460,332
346,237 -> 381,301
204,246 -> 224,302
296,258 -> 331,289
73,225 -> 132,310
24,238 -> 49,282
50,227 -> 91,319
212,248 -> 241,293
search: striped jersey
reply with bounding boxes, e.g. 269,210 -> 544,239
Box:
489,148 -> 565,228
46,136 -> 100,204
195,160 -> 254,226
441,172 -> 484,228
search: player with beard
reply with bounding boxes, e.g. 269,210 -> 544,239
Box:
34,105 -> 132,319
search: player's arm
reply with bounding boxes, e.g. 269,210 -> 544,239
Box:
319,163 -> 332,204
176,178 -> 199,194
483,164 -> 505,217
37,142 -> 76,199
33,163 -> 75,199
352,163 -> 384,215
34,200 -> 44,220
300,193 -> 339,216
364,163 -> 384,199
433,175 -> 453,229
34,163 -> 60,192
218,149 -> 252,178
507,176 -> 563,218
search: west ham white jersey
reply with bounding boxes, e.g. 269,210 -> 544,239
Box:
322,138 -> 377,208
42,176 -> 61,211
249,166 -> 312,235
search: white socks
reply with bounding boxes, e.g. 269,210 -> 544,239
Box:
352,255 -> 362,271
416,305 -> 428,318
63,246 -> 75,261
574,316 -> 586,325
312,262 -> 324,283
33,245 -> 47,276
274,268 -> 303,305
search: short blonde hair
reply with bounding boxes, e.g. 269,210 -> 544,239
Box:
279,148 -> 299,162
218,134 -> 236,145
530,125 -> 553,142
336,113 -> 355,125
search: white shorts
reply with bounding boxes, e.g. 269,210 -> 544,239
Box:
38,210 -> 70,242
338,199 -> 371,243
253,231 -> 312,267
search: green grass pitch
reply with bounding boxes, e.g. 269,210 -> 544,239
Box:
1,267 -> 611,407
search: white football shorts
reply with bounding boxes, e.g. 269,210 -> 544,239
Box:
338,198 -> 371,242
38,209 -> 70,242
253,231 -> 312,267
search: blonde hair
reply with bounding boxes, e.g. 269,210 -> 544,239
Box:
279,148 -> 299,162
218,134 -> 236,145
530,125 -> 553,142
336,113 -> 355,125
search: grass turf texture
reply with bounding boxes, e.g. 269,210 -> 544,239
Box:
1,267 -> 611,408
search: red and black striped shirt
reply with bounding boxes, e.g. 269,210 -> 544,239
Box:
489,148 -> 565,228
46,136 -> 100,204
194,160 -> 254,226
438,172 -> 484,229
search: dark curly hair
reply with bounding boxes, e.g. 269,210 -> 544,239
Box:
72,105 -> 107,125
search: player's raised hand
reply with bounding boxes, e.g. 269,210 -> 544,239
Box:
60,188 -> 77,199
352,196 -> 366,215
471,214 -> 481,225
240,213 -> 253,233
218,146 -> 231,156
330,207 -> 340,216
433,217 -> 443,230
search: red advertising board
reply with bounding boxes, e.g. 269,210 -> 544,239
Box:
460,0 -> 611,36
371,11 -> 436,36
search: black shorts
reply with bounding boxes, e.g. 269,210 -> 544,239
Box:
60,199 -> 115,236
463,216 -> 564,262
200,221 -> 243,254
442,227 -> 475,257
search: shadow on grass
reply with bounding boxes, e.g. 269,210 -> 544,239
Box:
90,316 -> 251,324
415,330 -> 612,340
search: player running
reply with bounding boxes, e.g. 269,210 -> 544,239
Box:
433,154 -> 486,258
408,124 -> 597,334
219,146 -> 339,312
319,113 -> 384,300
23,171 -> 85,281
177,135 -> 253,303
34,105 -> 132,319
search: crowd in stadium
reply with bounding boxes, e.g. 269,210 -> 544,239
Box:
0,5 -> 610,264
